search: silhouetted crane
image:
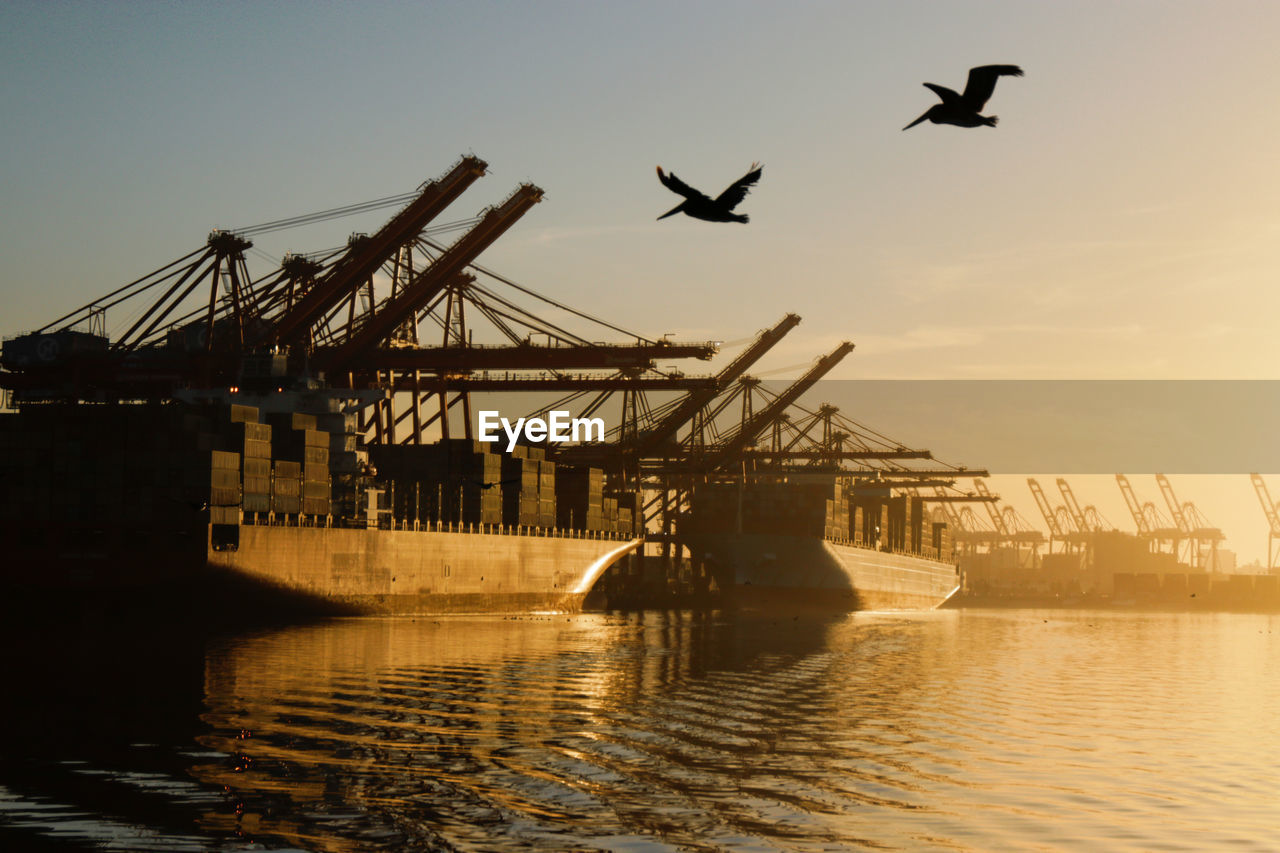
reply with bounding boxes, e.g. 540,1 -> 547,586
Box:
903,65 -> 1023,130
656,163 -> 762,223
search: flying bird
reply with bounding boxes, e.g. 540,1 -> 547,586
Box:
902,65 -> 1023,130
656,163 -> 762,223
469,476 -> 523,491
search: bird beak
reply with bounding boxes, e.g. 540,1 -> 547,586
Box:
657,204 -> 682,220
902,112 -> 929,131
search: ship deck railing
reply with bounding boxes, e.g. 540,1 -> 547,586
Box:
823,533 -> 955,564
238,511 -> 635,542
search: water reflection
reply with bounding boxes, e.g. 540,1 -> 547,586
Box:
191,612 -> 951,850
4,610 -> 1279,850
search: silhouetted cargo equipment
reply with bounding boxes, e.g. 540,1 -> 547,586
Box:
1,330 -> 109,367
0,156 -> 992,615
269,156 -> 490,347
683,474 -> 960,610
556,466 -> 605,531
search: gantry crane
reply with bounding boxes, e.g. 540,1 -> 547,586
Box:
1155,474 -> 1225,570
973,479 -> 1044,562
700,342 -> 855,471
1115,474 -> 1180,553
632,314 -> 801,458
1250,473 -> 1280,569
973,479 -> 1012,539
1056,478 -> 1113,533
316,184 -> 546,372
0,158 -> 727,423
267,155 -> 489,348
1027,477 -> 1085,552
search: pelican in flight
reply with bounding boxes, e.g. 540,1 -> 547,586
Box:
902,65 -> 1023,130
656,163 -> 762,223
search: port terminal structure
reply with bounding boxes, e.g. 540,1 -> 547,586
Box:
948,470 -> 1274,607
0,156 -> 989,605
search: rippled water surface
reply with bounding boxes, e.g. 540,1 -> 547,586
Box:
3,608 -> 1279,850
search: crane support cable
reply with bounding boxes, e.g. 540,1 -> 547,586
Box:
418,236 -> 653,344
462,281 -> 595,347
229,191 -> 420,236
38,246 -> 208,335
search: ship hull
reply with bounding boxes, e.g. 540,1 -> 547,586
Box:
687,533 -> 959,611
208,524 -> 642,614
2,522 -> 641,616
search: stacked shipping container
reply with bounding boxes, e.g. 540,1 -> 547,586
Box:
685,476 -> 951,562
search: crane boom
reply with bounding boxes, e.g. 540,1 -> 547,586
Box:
1251,473 -> 1280,535
931,487 -> 965,527
703,341 -> 855,471
973,479 -> 1009,535
1027,478 -> 1065,538
1155,474 -> 1190,534
360,341 -> 717,371
1252,473 -> 1280,569
1056,478 -> 1090,532
317,183 -> 544,371
1115,474 -> 1149,535
633,313 -> 801,456
269,155 -> 488,346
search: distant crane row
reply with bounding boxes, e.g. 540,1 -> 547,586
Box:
934,474 -> 1242,572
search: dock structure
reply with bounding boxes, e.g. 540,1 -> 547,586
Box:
956,474 -> 1256,605
0,158 -> 988,606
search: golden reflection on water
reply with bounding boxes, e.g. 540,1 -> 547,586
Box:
193,611 -> 1280,851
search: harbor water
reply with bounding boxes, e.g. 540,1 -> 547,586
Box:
2,607 -> 1278,850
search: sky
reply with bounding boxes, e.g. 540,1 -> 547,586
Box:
3,0 -> 1280,559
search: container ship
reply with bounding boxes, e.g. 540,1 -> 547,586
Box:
0,396 -> 642,614
682,477 -> 960,610
0,156 -> 978,616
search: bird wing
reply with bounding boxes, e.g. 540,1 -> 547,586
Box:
713,163 -> 763,210
657,166 -> 711,203
961,65 -> 1022,110
922,82 -> 961,106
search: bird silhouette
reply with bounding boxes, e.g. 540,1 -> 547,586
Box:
469,476 -> 523,490
656,163 -> 762,223
903,65 -> 1023,130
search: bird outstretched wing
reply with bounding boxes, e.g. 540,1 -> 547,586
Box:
657,166 -> 711,203
470,476 -> 525,490
714,163 -> 763,210
922,83 -> 961,106
961,65 -> 1022,110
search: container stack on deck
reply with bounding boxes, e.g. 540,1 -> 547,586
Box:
872,495 -> 929,554
611,491 -> 639,536
208,450 -> 241,527
929,521 -> 953,561
365,439 -> 632,533
852,495 -> 890,549
684,476 -> 951,561
536,457 -> 556,528
0,402 -> 349,536
228,406 -> 272,515
557,465 -> 604,531
369,439 -> 504,525
501,446 -> 541,527
317,411 -> 365,518
689,479 -> 848,539
264,410 -> 332,518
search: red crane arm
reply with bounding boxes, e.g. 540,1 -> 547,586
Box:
316,184 -> 544,372
269,156 -> 488,346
